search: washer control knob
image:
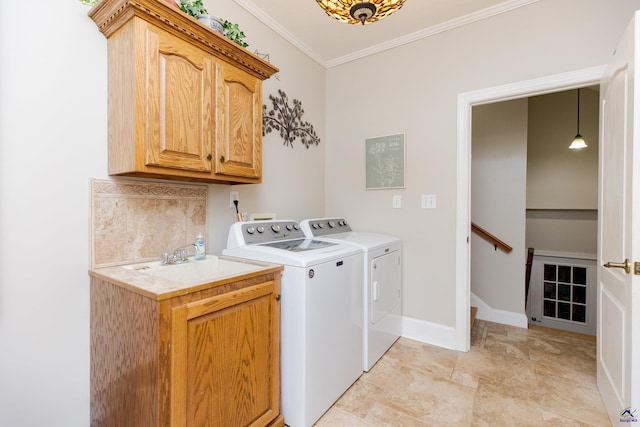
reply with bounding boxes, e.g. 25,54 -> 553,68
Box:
257,226 -> 265,233
328,221 -> 336,228
271,224 -> 281,233
246,226 -> 255,234
293,224 -> 299,230
312,223 -> 318,229
286,224 -> 294,231
318,223 -> 324,228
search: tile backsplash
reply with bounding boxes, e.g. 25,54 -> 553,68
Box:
90,178 -> 207,268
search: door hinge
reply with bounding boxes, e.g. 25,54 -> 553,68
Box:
635,262 -> 640,275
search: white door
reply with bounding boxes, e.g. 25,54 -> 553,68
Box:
598,10 -> 640,424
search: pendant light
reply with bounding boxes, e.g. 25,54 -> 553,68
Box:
569,88 -> 588,150
316,0 -> 406,25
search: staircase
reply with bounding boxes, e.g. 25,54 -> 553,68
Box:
470,306 -> 478,328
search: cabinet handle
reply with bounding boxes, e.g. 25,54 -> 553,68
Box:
219,155 -> 225,162
206,153 -> 212,161
276,294 -> 281,301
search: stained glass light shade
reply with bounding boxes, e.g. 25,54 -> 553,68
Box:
316,0 -> 407,25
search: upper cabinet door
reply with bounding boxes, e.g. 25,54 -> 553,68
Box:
145,25 -> 214,173
215,61 -> 262,180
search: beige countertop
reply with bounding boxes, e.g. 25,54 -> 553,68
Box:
89,255 -> 283,300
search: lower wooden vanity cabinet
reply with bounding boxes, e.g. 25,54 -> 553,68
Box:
89,262 -> 284,427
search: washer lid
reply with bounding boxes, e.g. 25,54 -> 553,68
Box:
261,238 -> 337,252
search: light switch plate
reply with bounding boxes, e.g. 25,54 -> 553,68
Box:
421,194 -> 436,209
393,195 -> 402,209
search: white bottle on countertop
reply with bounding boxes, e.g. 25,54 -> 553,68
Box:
194,232 -> 206,260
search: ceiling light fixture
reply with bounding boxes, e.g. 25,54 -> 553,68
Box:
316,0 -> 407,25
569,88 -> 588,150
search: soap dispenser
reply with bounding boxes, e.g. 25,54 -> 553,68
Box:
195,233 -> 206,260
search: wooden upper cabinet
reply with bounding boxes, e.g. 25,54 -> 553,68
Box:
89,0 -> 278,184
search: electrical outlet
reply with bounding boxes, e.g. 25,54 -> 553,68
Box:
392,195 -> 402,209
421,194 -> 436,209
229,191 -> 239,208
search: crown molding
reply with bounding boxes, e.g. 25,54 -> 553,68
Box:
234,0 -> 329,67
235,0 -> 541,69
328,0 -> 541,67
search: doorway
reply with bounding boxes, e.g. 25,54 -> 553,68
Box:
454,65 -> 606,351
470,88 -> 600,336
525,88 -> 599,335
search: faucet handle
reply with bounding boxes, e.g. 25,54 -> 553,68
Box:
172,249 -> 189,262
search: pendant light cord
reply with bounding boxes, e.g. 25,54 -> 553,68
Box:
576,88 -> 581,135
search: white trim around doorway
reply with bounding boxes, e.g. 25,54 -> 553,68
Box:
454,65 -> 607,351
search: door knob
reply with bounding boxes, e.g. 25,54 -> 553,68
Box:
604,258 -> 631,274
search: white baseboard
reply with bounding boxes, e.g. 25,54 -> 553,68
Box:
470,292 -> 528,328
400,295 -> 528,351
401,316 -> 457,350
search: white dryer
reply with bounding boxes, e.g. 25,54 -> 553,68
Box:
300,218 -> 402,372
223,220 -> 363,427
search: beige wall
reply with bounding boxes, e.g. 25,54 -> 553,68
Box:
0,0 -> 325,425
471,100 -> 528,315
202,1 -> 327,254
527,89 -> 599,210
525,89 -> 599,255
325,0 -> 640,327
526,210 -> 598,254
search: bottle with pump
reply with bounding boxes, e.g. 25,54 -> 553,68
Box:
195,233 -> 206,260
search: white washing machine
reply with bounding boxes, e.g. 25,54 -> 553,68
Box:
300,218 -> 402,372
223,220 -> 363,427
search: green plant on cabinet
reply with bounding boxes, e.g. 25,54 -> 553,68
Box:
79,0 -> 249,48
222,19 -> 248,48
179,0 -> 207,18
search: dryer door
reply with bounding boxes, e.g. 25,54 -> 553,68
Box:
370,251 -> 401,324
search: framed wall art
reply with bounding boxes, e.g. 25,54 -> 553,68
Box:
365,133 -> 406,189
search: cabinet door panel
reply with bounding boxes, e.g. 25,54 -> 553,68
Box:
146,26 -> 214,172
215,62 -> 262,179
188,295 -> 272,426
171,281 -> 279,427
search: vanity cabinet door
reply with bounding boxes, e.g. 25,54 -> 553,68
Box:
214,61 -> 263,180
170,280 -> 282,427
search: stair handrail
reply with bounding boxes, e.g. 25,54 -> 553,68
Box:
525,247 -> 534,307
471,222 -> 513,253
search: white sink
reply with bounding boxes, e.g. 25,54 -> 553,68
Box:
122,255 -> 265,284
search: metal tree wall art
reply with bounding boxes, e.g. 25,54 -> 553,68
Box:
262,89 -> 320,149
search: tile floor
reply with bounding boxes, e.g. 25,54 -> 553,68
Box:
314,320 -> 611,426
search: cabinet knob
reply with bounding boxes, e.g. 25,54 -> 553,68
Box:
219,155 -> 225,162
276,294 -> 281,301
206,153 -> 212,161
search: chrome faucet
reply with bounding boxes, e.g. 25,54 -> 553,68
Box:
162,244 -> 197,265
